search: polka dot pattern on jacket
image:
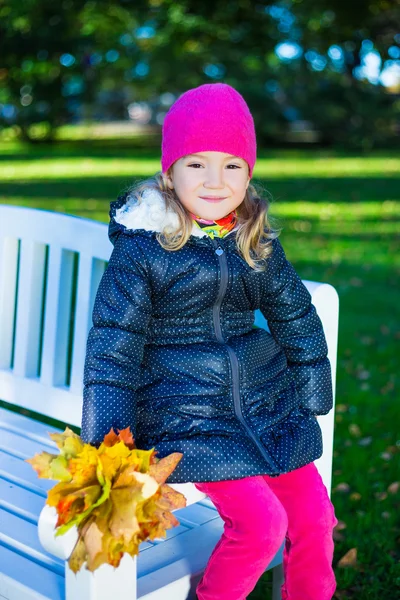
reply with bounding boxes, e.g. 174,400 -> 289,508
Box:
81,189 -> 333,483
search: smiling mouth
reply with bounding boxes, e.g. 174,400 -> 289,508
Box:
200,196 -> 227,200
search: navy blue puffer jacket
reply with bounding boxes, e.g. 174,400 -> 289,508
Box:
80,188 -> 333,483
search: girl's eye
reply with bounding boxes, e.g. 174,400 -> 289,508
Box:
187,164 -> 240,169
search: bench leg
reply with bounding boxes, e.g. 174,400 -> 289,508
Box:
272,562 -> 284,600
65,553 -> 137,600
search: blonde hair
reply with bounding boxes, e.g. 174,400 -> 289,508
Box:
124,171 -> 282,272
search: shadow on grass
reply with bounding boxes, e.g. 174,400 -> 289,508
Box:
0,138 -> 162,161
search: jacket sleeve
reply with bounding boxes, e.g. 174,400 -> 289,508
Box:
80,234 -> 153,446
259,236 -> 333,415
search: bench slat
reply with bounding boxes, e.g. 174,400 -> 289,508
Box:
0,237 -> 19,370
0,479 -> 45,524
13,240 -> 47,379
0,545 -> 64,600
0,407 -> 64,447
170,504 -> 219,527
0,508 -> 64,575
40,244 -> 65,389
0,429 -> 58,461
69,254 -> 106,394
137,518 -> 224,581
0,451 -> 54,496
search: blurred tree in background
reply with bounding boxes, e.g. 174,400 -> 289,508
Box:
0,0 -> 399,148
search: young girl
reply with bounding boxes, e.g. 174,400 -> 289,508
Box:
81,83 -> 338,600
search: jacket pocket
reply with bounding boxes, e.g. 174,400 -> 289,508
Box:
243,370 -> 298,434
260,407 -> 323,473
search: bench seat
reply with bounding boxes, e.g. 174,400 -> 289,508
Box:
0,406 -> 284,600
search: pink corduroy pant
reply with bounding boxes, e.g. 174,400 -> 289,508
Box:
193,462 -> 338,600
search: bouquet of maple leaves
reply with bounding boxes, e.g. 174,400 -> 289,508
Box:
26,426 -> 186,573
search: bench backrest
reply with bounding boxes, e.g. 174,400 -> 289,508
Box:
0,205 -> 338,498
0,205 -> 110,426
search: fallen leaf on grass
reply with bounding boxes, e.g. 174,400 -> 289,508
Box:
333,482 -> 350,493
350,492 -> 361,501
337,547 -> 357,568
349,424 -> 362,437
387,481 -> 399,494
375,491 -> 388,501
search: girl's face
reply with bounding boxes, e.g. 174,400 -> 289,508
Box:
164,151 -> 250,220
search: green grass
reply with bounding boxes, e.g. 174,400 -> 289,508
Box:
1,141 -> 399,599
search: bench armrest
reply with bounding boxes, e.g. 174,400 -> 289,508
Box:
39,505 -> 139,599
38,504 -> 79,560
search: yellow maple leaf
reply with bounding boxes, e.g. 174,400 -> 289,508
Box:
49,427 -> 82,451
158,483 -> 187,511
109,487 -> 142,543
149,452 -> 184,484
68,535 -> 87,574
78,520 -> 105,572
68,445 -> 99,486
25,451 -> 58,479
55,484 -> 103,527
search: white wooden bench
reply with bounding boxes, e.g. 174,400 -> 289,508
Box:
0,204 -> 339,600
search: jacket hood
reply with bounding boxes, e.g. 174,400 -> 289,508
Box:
108,187 -> 238,247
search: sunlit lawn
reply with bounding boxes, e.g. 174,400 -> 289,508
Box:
0,141 -> 399,599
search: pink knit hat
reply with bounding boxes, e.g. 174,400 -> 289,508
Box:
161,83 -> 257,178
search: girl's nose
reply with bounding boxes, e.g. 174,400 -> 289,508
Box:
204,168 -> 225,188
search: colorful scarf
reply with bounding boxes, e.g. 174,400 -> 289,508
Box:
190,209 -> 238,239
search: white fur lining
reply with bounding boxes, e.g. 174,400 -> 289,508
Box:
114,188 -> 209,238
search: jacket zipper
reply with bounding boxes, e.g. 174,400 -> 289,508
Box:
209,237 -> 280,471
